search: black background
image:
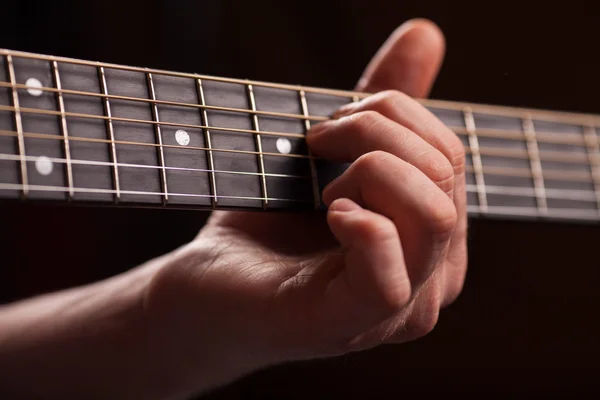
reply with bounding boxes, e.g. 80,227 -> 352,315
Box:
1,0 -> 600,398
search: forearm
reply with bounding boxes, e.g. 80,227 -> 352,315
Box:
0,251 -> 239,399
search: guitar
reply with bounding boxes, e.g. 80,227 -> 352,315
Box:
0,48 -> 599,223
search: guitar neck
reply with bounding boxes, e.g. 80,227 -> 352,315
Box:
0,49 -> 599,223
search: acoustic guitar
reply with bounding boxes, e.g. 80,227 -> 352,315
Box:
0,48 -> 598,224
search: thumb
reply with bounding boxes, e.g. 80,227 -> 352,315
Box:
356,19 -> 446,98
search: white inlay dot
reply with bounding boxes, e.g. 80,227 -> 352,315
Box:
175,129 -> 190,146
25,77 -> 43,97
35,156 -> 53,176
276,138 -> 292,154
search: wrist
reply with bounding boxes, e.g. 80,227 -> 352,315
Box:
143,242 -> 268,397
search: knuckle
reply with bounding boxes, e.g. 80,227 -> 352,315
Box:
353,213 -> 398,246
424,194 -> 458,237
418,151 -> 455,194
368,90 -> 408,114
341,110 -> 386,145
354,150 -> 392,176
347,110 -> 385,132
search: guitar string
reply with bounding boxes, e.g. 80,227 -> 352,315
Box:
0,129 -> 312,160
2,48 -> 600,128
0,182 -> 312,203
452,126 -> 595,147
0,128 -> 596,184
0,105 -> 307,141
1,181 -> 598,221
465,205 -> 599,221
0,153 -> 309,179
0,104 -> 598,167
1,81 -> 598,150
0,81 -> 329,123
0,150 -> 596,203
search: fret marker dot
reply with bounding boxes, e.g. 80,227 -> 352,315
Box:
175,129 -> 190,146
25,78 -> 43,97
35,156 -> 53,176
276,138 -> 292,154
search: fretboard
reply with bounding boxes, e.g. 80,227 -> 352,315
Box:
0,49 -> 599,223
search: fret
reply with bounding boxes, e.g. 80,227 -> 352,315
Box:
146,72 -> 169,204
251,85 -> 313,210
246,84 -> 268,209
430,107 -> 480,208
304,91 -> 354,208
0,56 -> 19,199
51,61 -> 74,199
468,112 -> 536,210
196,79 -> 218,208
150,73 -> 211,207
299,89 -> 321,209
201,80 -> 261,208
98,66 -> 121,201
56,62 -> 113,202
463,108 -> 488,212
522,115 -> 548,214
583,124 -> 600,216
6,55 -> 28,196
103,67 -> 161,204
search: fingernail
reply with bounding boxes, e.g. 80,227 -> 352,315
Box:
329,198 -> 360,213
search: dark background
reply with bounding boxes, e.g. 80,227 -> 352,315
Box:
1,0 -> 600,397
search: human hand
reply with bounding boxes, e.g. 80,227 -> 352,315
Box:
145,18 -> 467,393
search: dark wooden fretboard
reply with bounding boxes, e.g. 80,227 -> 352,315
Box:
0,49 -> 599,223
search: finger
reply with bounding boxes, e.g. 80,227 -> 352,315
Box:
323,151 -> 457,294
348,270 -> 442,350
356,19 -> 445,97
307,110 -> 455,195
322,198 -> 411,339
329,90 -> 469,307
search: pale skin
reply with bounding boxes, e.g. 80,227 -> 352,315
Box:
0,19 -> 467,400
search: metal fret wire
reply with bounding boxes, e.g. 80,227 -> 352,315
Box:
246,84 -> 269,209
523,115 -> 548,214
0,128 -> 597,184
146,72 -> 169,203
2,48 -> 599,127
51,61 -> 74,199
299,89 -> 321,209
98,66 -> 121,201
583,124 -> 600,216
5,55 -> 28,195
464,107 -> 488,211
196,79 -> 218,208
